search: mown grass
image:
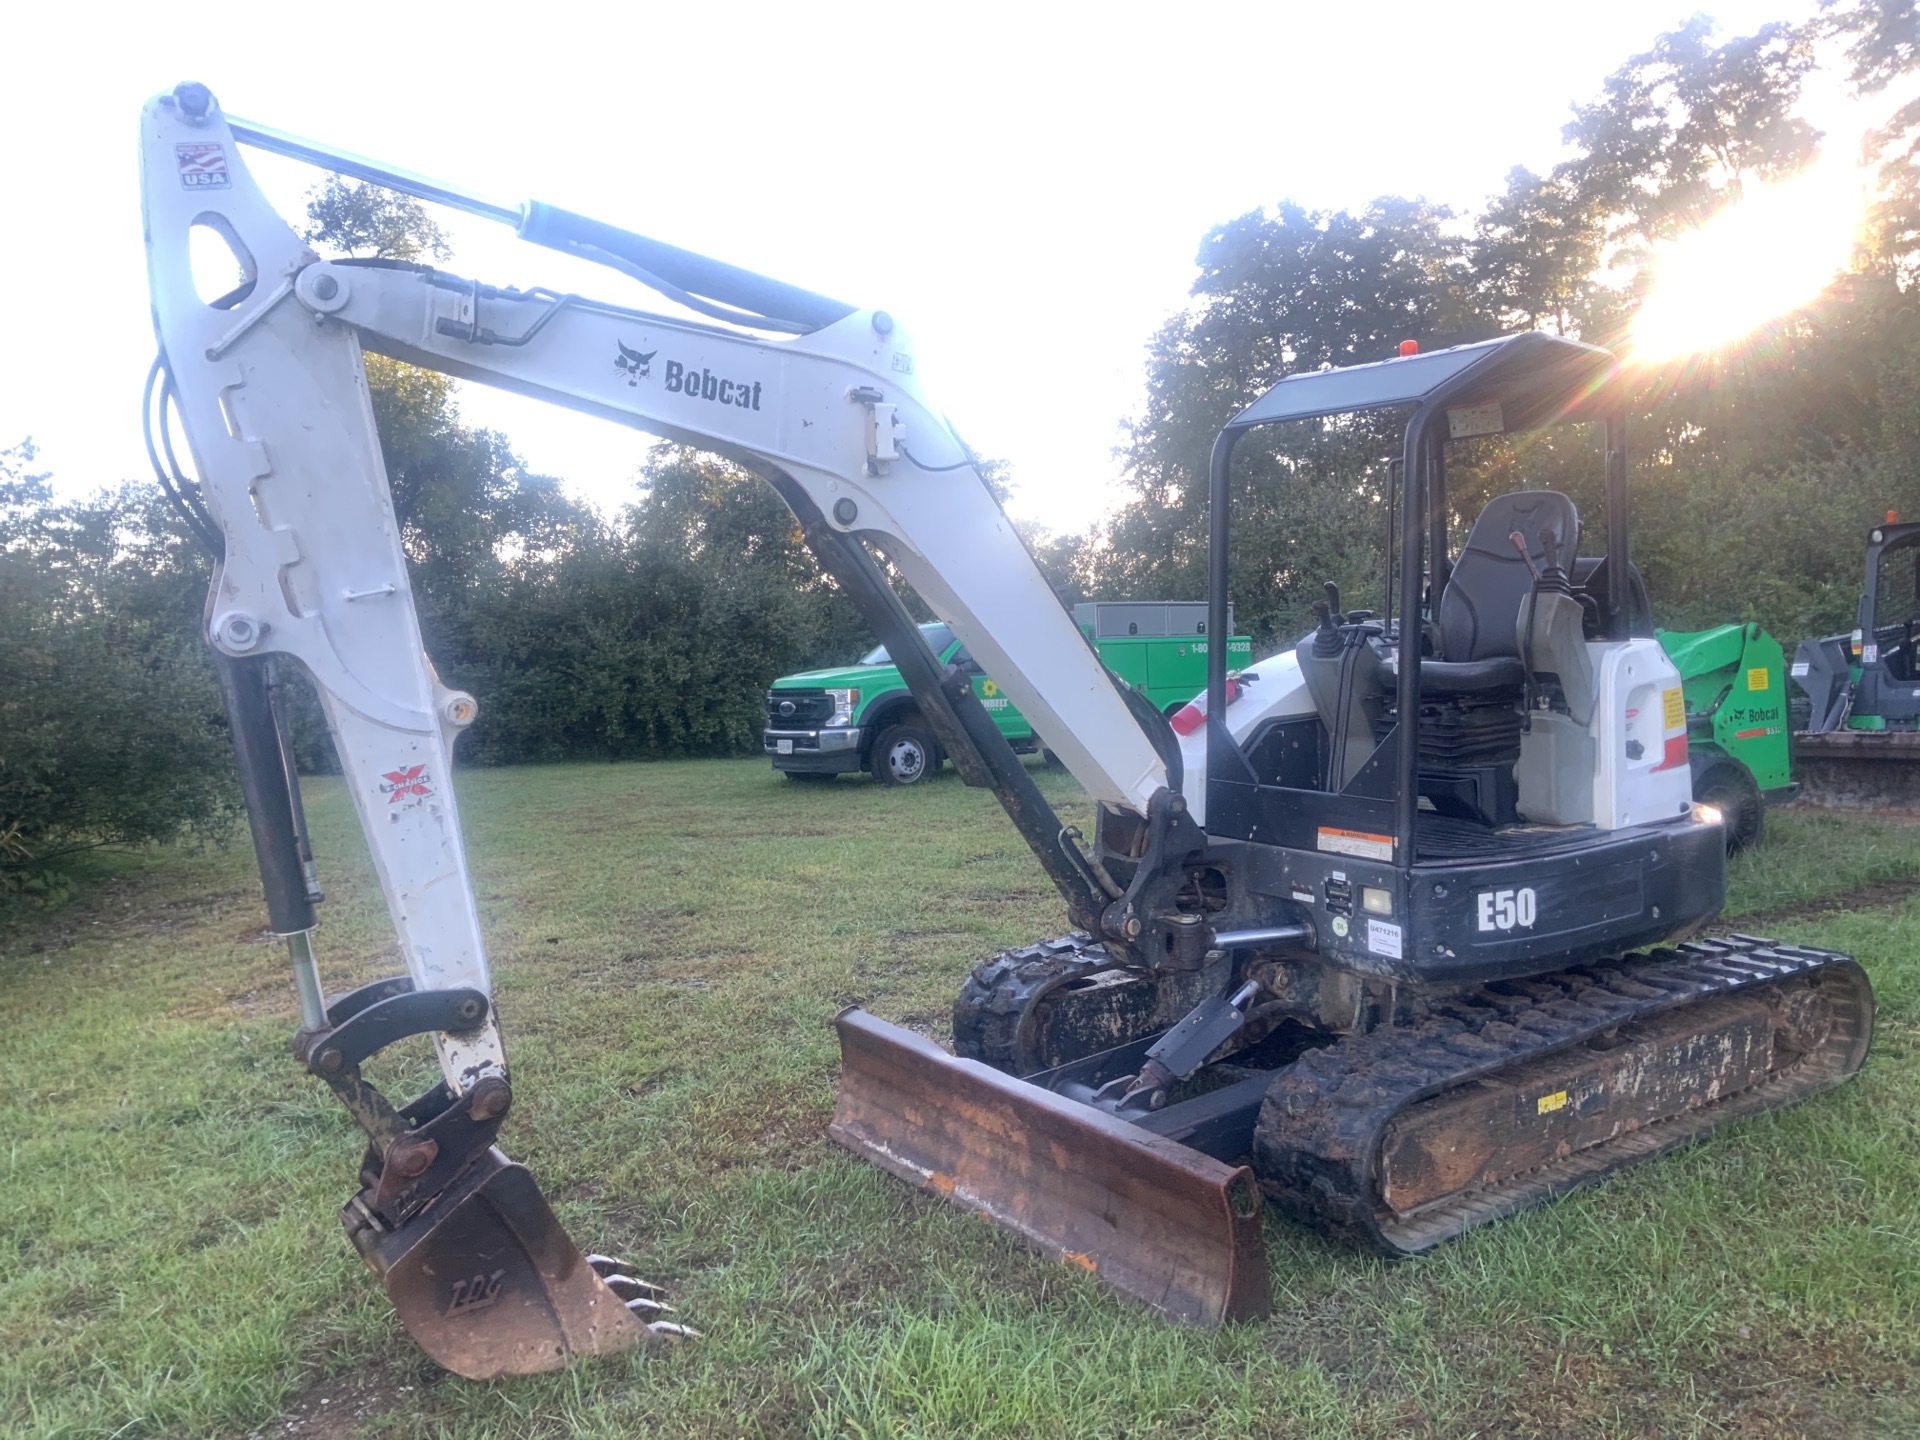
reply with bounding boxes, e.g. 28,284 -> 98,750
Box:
3,763 -> 1919,1439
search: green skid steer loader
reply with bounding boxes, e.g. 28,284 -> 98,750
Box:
1657,623 -> 1794,851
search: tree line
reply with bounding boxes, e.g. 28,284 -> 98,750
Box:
4,1 -> 1917,890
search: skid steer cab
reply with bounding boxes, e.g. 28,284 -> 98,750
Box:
1790,517 -> 1920,808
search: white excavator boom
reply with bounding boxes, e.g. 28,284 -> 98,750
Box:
139,83 -> 1170,1375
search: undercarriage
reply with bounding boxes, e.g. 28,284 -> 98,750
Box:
835,929 -> 1870,1319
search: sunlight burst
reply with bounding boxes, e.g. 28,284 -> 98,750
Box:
1628,154 -> 1867,362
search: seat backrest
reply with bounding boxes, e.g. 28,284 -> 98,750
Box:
1436,491 -> 1580,663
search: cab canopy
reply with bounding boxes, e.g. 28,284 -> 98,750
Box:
1226,332 -> 1621,435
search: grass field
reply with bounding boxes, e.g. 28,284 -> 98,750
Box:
4,759 -> 1920,1439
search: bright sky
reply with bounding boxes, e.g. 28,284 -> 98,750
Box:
6,0 -> 1819,534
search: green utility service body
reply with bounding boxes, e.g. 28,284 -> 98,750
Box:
765,602 -> 1251,783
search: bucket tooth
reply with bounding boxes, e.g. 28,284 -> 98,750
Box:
830,1008 -> 1270,1325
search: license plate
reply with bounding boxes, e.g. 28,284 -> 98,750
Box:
777,739 -> 794,755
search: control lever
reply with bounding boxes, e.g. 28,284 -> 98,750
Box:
1310,599 -> 1343,657
1508,529 -> 1559,718
1508,530 -> 1543,583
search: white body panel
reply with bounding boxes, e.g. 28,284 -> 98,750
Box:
1174,647 -> 1316,827
1587,640 -> 1695,829
1181,639 -> 1694,835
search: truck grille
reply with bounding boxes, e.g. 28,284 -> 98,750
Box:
767,689 -> 835,726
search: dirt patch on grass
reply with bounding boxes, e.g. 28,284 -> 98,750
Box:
243,1361 -> 418,1439
1726,872 -> 1920,931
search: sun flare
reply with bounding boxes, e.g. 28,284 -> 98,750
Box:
1628,155 -> 1867,363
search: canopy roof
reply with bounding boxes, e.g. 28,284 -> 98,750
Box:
1227,331 -> 1621,435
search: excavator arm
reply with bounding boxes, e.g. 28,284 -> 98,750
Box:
141,84 -> 1206,1374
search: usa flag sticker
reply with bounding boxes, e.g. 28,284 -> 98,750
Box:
175,142 -> 230,189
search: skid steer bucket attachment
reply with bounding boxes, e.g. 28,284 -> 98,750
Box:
831,1009 -> 1271,1325
344,1147 -> 651,1379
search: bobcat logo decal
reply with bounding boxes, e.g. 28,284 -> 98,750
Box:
614,340 -> 657,385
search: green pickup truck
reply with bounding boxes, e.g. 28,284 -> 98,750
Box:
764,601 -> 1250,785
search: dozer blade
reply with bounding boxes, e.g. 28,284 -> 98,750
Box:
1792,729 -> 1920,810
345,1147 -> 650,1379
830,1008 -> 1270,1325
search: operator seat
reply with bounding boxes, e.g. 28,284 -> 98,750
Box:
1303,492 -> 1584,822
1386,491 -> 1582,826
1427,490 -> 1580,685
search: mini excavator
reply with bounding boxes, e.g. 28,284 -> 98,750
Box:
140,84 -> 1873,1376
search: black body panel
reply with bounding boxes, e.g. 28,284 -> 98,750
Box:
1208,811 -> 1724,987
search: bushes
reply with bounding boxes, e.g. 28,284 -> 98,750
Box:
0,450 -> 235,894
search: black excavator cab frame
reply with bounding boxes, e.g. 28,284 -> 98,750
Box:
1192,333 -> 1725,985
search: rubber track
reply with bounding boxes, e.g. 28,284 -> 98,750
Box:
951,932 -> 1115,1072
1253,935 -> 1873,1256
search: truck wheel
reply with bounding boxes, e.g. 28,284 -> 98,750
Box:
871,721 -> 940,786
1697,761 -> 1764,853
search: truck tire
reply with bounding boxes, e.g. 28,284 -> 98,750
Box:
1696,760 -> 1764,853
870,720 -> 940,786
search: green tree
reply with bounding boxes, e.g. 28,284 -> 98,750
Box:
0,445 -> 236,894
302,175 -> 452,263
1100,198 -> 1494,644
1093,10 -> 1920,655
1824,0 -> 1920,280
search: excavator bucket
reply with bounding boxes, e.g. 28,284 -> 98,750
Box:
830,1009 -> 1271,1325
345,1147 -> 651,1379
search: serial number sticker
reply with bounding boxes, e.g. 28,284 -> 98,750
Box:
1367,918 -> 1403,960
1661,687 -> 1685,730
1791,660 -> 1810,678
1290,886 -> 1315,905
1747,667 -> 1769,691
1317,827 -> 1394,862
1537,1090 -> 1569,1115
1447,401 -> 1503,439
776,739 -> 794,754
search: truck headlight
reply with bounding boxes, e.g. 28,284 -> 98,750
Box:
826,688 -> 860,727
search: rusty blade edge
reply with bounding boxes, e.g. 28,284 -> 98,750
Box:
831,1007 -> 1271,1325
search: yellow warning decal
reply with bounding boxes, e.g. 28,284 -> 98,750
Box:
1537,1090 -> 1569,1115
1746,667 -> 1769,692
1661,687 -> 1685,730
